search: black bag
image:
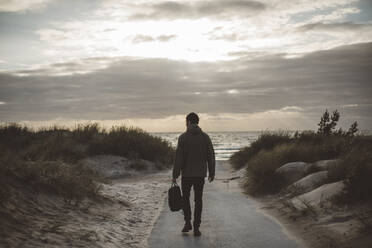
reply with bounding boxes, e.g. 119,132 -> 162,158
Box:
168,182 -> 183,212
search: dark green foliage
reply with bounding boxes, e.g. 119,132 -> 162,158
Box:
232,110 -> 368,199
230,131 -> 291,170
347,121 -> 359,136
328,136 -> 372,203
242,136 -> 350,195
317,109 -> 340,135
317,109 -> 358,136
242,148 -> 287,195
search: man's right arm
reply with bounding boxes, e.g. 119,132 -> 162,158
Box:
172,135 -> 184,179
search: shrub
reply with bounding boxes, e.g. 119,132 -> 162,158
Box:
242,132 -> 353,195
72,123 -> 101,143
230,131 -> 291,170
329,136 -> 372,204
87,126 -> 174,164
317,109 -> 358,136
0,123 -> 174,164
243,148 -> 287,195
23,134 -> 86,163
0,123 -> 175,203
0,153 -> 103,203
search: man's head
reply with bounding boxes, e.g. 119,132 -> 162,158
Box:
186,112 -> 199,127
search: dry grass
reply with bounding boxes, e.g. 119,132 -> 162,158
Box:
0,151 -> 103,204
235,129 -> 371,202
230,131 -> 291,170
328,136 -> 372,204
0,123 -> 175,203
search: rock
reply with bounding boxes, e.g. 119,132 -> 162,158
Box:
313,159 -> 340,171
276,162 -> 311,185
291,181 -> 345,210
289,171 -> 328,194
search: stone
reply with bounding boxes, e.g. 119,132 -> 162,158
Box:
290,171 -> 328,194
276,162 -> 311,185
291,181 -> 345,209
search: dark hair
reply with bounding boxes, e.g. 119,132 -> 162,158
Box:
186,112 -> 199,124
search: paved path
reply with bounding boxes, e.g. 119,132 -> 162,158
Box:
148,161 -> 300,248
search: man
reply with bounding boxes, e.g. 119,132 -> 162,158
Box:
172,112 -> 215,237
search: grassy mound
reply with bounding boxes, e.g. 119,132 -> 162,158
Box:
0,123 -> 174,164
230,131 -> 291,170
0,154 -> 103,203
0,123 -> 175,203
328,136 -> 372,204
238,132 -> 350,195
232,130 -> 372,202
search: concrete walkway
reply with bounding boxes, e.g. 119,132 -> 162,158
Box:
148,161 -> 300,248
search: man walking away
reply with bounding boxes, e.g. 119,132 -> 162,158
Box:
172,112 -> 215,237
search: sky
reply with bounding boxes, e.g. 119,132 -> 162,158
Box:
0,0 -> 371,132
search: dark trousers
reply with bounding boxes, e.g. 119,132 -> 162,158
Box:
181,177 -> 205,227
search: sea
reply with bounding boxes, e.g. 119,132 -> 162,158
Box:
154,130 -> 372,161
152,132 -> 262,161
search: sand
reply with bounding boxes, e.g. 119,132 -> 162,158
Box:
0,170 -> 171,248
257,195 -> 372,248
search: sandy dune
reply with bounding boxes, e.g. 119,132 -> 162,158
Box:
0,171 -> 170,248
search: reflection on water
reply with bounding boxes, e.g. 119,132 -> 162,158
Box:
152,132 -> 262,161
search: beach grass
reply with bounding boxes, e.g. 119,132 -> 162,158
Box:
232,130 -> 372,202
0,123 -> 175,202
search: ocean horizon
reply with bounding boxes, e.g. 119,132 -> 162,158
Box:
154,131 -> 265,161
153,130 -> 372,161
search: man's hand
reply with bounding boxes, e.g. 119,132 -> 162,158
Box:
172,178 -> 177,184
208,176 -> 214,183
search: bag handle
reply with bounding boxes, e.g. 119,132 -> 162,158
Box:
171,182 -> 179,187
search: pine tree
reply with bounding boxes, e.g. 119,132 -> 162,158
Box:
347,121 -> 358,136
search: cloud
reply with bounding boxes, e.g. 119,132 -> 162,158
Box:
157,34 -> 177,42
274,0 -> 359,15
298,21 -> 372,32
132,34 -> 155,43
26,0 -> 371,65
1,42 -> 371,130
308,7 -> 360,23
227,89 -> 239,94
10,57 -> 123,76
129,0 -> 266,20
0,0 -> 55,12
132,34 -> 177,43
208,33 -> 241,42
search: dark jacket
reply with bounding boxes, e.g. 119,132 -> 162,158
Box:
172,124 -> 215,178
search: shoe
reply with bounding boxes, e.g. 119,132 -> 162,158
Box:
182,222 -> 192,232
193,227 -> 201,236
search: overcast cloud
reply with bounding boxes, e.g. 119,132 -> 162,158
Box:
1,42 -> 371,131
0,0 -> 371,131
128,0 -> 266,20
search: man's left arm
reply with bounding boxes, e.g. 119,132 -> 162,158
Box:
206,135 -> 215,182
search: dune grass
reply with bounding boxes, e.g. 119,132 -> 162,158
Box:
230,131 -> 292,170
0,153 -> 103,203
0,123 -> 174,164
328,136 -> 372,204
232,130 -> 371,201
0,123 -> 175,203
